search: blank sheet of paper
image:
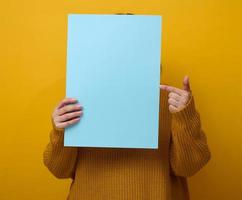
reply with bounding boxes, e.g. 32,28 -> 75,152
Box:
64,14 -> 162,148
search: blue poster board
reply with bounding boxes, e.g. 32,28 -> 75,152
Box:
64,14 -> 162,148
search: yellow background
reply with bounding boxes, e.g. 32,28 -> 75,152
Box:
1,0 -> 242,199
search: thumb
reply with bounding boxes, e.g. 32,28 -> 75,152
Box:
183,75 -> 191,92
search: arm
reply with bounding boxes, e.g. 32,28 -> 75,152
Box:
43,118 -> 78,179
169,95 -> 211,177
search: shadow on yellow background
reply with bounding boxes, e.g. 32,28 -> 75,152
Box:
1,0 -> 242,199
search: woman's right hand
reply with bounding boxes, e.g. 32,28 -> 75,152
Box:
52,98 -> 83,129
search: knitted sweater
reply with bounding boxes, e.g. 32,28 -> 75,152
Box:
43,90 -> 211,200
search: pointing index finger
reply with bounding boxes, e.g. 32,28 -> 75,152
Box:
160,85 -> 184,95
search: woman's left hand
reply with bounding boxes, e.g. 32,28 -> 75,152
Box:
160,75 -> 192,113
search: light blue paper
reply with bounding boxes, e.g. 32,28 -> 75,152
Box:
64,14 -> 162,149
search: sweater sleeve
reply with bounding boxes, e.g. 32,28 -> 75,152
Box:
43,117 -> 78,179
169,95 -> 211,177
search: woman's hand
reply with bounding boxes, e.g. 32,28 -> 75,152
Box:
160,76 -> 192,113
52,98 -> 83,129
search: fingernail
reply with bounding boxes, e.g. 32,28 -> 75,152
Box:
77,104 -> 83,108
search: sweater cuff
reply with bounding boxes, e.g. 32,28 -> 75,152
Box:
171,94 -> 198,125
50,117 -> 64,145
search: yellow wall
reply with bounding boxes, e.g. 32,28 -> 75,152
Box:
1,0 -> 242,199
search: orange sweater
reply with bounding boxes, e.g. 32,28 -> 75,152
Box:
43,90 -> 211,200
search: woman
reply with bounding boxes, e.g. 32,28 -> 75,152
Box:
43,75 -> 211,200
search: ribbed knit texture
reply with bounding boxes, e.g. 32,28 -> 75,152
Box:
43,90 -> 211,200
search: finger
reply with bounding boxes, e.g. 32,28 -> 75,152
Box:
183,75 -> 191,92
160,84 -> 185,95
169,105 -> 179,113
57,104 -> 83,116
168,98 -> 180,107
56,98 -> 78,110
56,117 -> 81,129
56,111 -> 83,123
160,84 -> 167,90
168,92 -> 181,101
